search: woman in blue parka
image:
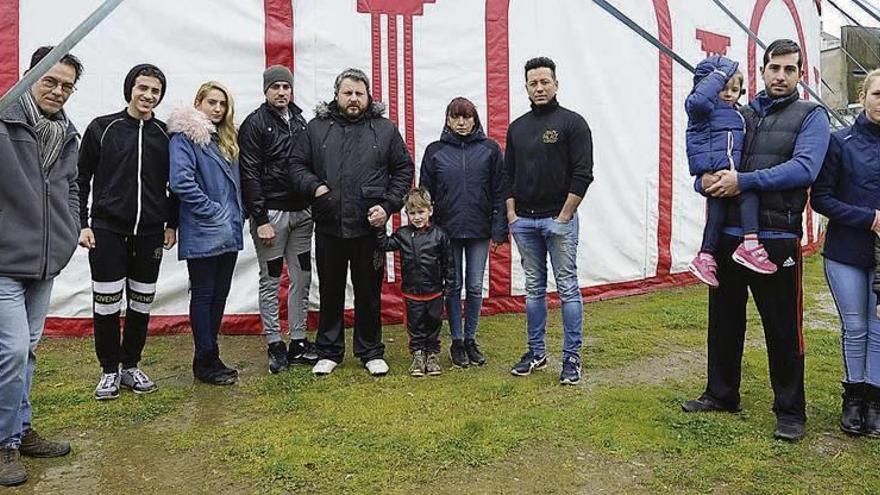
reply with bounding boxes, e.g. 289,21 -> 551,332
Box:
812,68 -> 880,437
419,97 -> 507,368
168,81 -> 243,386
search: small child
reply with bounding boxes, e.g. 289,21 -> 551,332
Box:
686,55 -> 777,288
377,187 -> 455,377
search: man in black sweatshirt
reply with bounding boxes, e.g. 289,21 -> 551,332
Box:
505,57 -> 594,385
77,64 -> 178,401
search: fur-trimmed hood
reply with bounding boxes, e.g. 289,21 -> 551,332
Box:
167,106 -> 215,146
314,100 -> 387,120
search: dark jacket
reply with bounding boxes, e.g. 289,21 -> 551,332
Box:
420,119 -> 507,242
685,56 -> 745,176
0,99 -> 80,279
168,107 -> 244,260
77,109 -> 178,235
377,224 -> 454,296
238,102 -> 309,225
504,97 -> 593,218
812,113 -> 880,268
289,100 -> 414,238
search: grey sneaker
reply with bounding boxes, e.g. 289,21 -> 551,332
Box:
94,372 -> 120,400
0,447 -> 25,486
409,351 -> 426,377
425,352 -> 442,376
120,367 -> 158,394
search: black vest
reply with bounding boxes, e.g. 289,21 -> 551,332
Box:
726,91 -> 819,235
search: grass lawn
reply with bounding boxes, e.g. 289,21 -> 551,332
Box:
10,254 -> 879,494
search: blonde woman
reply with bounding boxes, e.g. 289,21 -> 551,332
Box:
168,82 -> 243,385
812,69 -> 880,436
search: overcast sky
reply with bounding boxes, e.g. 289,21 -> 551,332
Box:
822,0 -> 880,36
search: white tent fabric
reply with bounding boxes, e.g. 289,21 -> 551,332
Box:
4,0 -> 823,334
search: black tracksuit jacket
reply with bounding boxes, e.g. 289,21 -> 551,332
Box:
504,98 -> 594,218
238,102 -> 310,225
77,110 -> 178,235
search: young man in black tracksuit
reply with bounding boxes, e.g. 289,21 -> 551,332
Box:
77,64 -> 178,400
239,65 -> 318,374
377,188 -> 455,376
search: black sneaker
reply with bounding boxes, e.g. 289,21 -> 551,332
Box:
559,354 -> 581,385
681,396 -> 741,413
0,448 -> 26,486
267,342 -> 289,374
773,420 -> 805,442
288,339 -> 319,365
510,350 -> 547,376
450,340 -> 470,368
464,338 -> 486,366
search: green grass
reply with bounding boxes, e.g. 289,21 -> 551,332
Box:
19,255 -> 880,494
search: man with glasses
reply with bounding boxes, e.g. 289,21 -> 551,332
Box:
0,46 -> 82,486
239,65 -> 318,373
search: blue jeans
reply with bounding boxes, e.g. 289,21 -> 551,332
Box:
0,277 -> 53,448
700,192 -> 760,255
510,214 -> 583,357
446,238 -> 490,341
824,258 -> 880,386
187,253 -> 238,360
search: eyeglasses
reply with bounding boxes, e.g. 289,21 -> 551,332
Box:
38,76 -> 76,95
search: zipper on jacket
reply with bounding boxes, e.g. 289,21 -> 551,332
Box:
133,119 -> 144,234
41,175 -> 50,278
726,131 -> 734,170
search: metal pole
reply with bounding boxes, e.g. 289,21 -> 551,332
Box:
826,0 -> 880,66
0,0 -> 126,115
709,0 -> 850,127
851,0 -> 880,24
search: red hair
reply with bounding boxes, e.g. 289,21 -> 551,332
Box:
446,97 -> 477,119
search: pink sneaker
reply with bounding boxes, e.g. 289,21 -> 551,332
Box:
688,254 -> 719,288
731,242 -> 777,274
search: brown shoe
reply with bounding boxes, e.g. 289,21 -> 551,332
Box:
19,429 -> 70,458
0,447 -> 26,486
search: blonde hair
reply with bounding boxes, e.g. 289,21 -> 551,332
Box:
860,69 -> 880,99
194,81 -> 239,161
404,187 -> 432,212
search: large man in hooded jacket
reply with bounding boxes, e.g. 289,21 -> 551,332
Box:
289,68 -> 413,376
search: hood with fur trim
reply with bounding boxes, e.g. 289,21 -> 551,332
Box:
167,106 -> 215,146
314,100 -> 387,121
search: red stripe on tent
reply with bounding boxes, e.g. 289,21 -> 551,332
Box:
45,235 -> 823,338
371,12 -> 383,101
264,0 -> 294,68
485,0 -> 512,298
0,0 -> 19,95
388,14 -> 399,124
653,0 -> 673,277
403,15 -> 416,159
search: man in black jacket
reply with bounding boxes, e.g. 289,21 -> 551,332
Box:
239,65 -> 318,374
77,64 -> 178,401
505,57 -> 594,385
290,68 -> 414,376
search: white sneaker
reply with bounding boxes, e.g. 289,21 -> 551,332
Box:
94,372 -> 120,400
312,359 -> 338,376
120,367 -> 158,394
364,358 -> 389,376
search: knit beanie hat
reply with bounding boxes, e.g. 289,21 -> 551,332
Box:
124,63 -> 167,104
263,65 -> 293,93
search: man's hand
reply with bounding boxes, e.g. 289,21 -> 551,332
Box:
701,171 -> 723,192
367,205 -> 388,227
257,223 -> 276,247
872,210 -> 880,234
705,170 -> 740,198
79,228 -> 96,249
555,211 -> 573,223
506,211 -> 518,225
163,228 -> 177,250
315,185 -> 330,198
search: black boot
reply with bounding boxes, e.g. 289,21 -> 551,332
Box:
864,384 -> 880,437
450,339 -> 469,368
465,338 -> 486,366
840,382 -> 864,436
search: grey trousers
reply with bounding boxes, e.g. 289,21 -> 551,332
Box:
249,209 -> 313,343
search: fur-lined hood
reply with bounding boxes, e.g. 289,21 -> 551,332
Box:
167,106 -> 216,146
314,100 -> 387,120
